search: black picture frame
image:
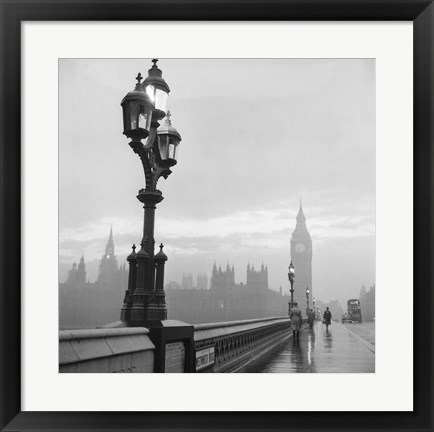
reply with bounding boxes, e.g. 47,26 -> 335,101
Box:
1,1 -> 433,431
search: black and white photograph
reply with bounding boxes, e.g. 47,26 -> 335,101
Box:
59,58 -> 375,373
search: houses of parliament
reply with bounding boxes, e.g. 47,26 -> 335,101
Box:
59,228 -> 128,329
165,262 -> 289,323
59,204 -> 313,328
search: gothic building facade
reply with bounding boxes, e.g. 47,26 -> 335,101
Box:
165,263 -> 288,324
290,201 -> 313,309
59,228 -> 128,329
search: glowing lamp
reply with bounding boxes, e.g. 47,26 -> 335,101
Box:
121,73 -> 153,141
143,59 -> 170,121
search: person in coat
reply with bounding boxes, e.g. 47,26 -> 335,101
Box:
289,302 -> 303,342
323,307 -> 332,330
307,309 -> 315,328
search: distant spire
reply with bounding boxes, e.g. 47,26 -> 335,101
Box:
105,226 -> 115,256
296,199 -> 306,224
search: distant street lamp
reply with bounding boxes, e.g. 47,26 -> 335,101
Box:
288,261 -> 295,313
306,287 -> 310,315
120,59 -> 182,325
313,297 -> 316,320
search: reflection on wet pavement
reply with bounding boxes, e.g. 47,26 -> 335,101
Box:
240,321 -> 374,373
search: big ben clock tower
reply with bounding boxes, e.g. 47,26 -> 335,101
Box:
290,201 -> 312,309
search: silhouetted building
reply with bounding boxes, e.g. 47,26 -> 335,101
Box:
60,231 -> 288,328
359,284 -> 375,321
66,255 -> 86,286
166,263 -> 288,324
166,280 -> 181,290
247,262 -> 268,291
59,228 -> 128,329
97,227 -> 118,284
196,273 -> 208,290
181,273 -> 194,290
290,201 -> 313,308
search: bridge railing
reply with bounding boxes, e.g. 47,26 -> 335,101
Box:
59,327 -> 155,373
194,316 -> 291,373
59,317 -> 293,373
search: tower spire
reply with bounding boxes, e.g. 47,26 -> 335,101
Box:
296,198 -> 306,225
105,226 -> 115,257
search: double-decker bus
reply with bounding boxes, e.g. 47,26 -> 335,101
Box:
346,299 -> 362,323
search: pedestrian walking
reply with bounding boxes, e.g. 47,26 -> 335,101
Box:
307,308 -> 315,328
289,302 -> 303,342
323,307 -> 332,331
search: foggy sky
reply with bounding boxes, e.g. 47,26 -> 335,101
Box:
59,58 -> 375,305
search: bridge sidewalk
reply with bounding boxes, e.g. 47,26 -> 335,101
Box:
240,320 -> 375,373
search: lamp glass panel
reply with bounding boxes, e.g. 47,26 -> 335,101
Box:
168,144 -> 175,160
146,84 -> 155,102
158,136 -> 169,160
172,143 -> 179,160
139,105 -> 152,130
168,137 -> 178,160
155,89 -> 168,113
129,102 -> 139,130
123,108 -> 129,132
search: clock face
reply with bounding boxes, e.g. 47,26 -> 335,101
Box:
295,242 -> 306,253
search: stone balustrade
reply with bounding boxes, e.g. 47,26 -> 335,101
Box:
59,327 -> 155,373
59,317 -> 294,373
194,316 -> 292,373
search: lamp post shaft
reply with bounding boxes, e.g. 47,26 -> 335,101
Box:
288,261 -> 295,314
138,189 -> 164,292
124,189 -> 168,323
290,282 -> 294,309
143,202 -> 157,257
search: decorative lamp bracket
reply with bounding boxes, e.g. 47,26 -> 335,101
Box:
129,125 -> 172,190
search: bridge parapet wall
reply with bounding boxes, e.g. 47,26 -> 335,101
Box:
194,316 -> 291,373
59,327 -> 155,373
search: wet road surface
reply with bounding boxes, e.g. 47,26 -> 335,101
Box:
241,320 -> 375,373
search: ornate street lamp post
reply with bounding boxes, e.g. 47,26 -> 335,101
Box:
312,297 -> 316,320
288,261 -> 295,314
306,287 -> 310,315
120,59 -> 182,325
